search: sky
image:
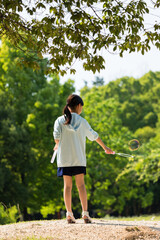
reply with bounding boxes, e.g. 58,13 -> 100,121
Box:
60,44 -> 160,92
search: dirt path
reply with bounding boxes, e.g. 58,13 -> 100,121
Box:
0,219 -> 160,240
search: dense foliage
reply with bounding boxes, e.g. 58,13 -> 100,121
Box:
0,38 -> 160,223
0,0 -> 160,74
80,72 -> 160,216
0,38 -> 74,221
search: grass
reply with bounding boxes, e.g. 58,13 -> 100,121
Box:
104,214 -> 160,221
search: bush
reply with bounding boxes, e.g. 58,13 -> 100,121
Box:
0,203 -> 20,225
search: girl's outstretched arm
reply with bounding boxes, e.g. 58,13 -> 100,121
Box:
96,137 -> 113,154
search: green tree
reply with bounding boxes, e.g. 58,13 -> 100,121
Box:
96,72 -> 159,132
80,88 -> 135,216
0,38 -> 75,219
0,38 -> 48,219
135,126 -> 156,142
93,76 -> 105,86
26,77 -> 75,217
0,1 -> 160,74
80,71 -> 160,216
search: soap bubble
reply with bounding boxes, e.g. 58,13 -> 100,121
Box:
128,139 -> 140,151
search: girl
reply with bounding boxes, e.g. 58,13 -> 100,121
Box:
53,94 -> 113,224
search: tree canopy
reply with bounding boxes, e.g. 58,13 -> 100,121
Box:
0,0 -> 160,75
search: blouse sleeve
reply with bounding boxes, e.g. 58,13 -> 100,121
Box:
53,118 -> 61,140
83,119 -> 99,141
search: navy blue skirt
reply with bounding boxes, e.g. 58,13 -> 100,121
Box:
57,166 -> 86,177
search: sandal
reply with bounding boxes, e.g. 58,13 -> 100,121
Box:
66,211 -> 76,224
82,211 -> 92,223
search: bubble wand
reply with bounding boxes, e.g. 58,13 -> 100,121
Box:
51,149 -> 57,163
105,139 -> 140,158
105,150 -> 134,158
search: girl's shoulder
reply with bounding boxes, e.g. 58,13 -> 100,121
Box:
55,115 -> 65,124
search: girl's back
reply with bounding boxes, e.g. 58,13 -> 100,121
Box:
54,112 -> 98,167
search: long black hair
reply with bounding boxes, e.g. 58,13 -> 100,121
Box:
63,94 -> 84,125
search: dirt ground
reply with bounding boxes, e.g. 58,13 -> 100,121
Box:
0,219 -> 160,240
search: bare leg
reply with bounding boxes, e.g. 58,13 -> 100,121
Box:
75,174 -> 92,223
75,174 -> 88,212
63,175 -> 72,212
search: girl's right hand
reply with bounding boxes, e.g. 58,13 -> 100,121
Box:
53,139 -> 59,151
53,144 -> 58,151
